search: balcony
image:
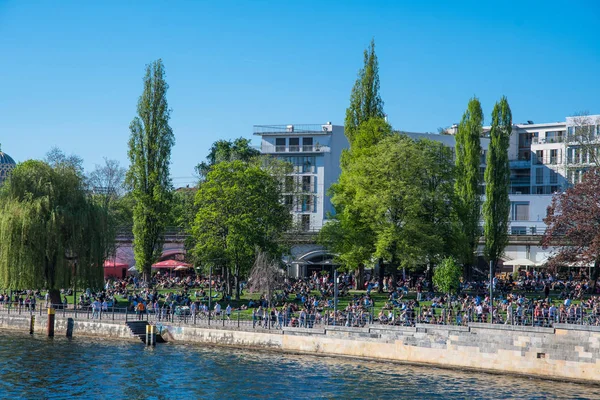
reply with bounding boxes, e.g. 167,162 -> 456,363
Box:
263,145 -> 331,154
509,160 -> 531,169
509,177 -> 531,185
532,137 -> 564,145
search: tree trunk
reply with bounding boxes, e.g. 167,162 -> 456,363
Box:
234,264 -> 240,301
593,258 -> 600,292
355,265 -> 365,290
389,254 -> 398,290
48,288 -> 62,308
377,258 -> 385,293
225,267 -> 232,298
427,261 -> 434,289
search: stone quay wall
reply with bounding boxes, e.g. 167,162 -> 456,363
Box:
1,312 -> 599,383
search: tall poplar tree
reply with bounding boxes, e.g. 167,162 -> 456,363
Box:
127,59 -> 175,280
344,39 -> 385,146
483,97 -> 512,270
454,97 -> 483,277
322,39 -> 386,289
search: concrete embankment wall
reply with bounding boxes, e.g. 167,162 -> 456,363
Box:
2,313 -> 599,383
0,313 -> 133,340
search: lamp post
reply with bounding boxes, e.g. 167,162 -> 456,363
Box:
334,269 -> 338,326
208,264 -> 213,324
489,260 -> 494,324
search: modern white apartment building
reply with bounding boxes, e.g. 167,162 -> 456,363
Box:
254,123 -> 348,231
448,115 -> 600,195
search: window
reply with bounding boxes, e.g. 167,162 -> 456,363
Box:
549,149 -> 557,165
302,137 -> 313,152
536,168 -> 544,184
535,150 -> 543,164
289,138 -> 299,152
301,195 -> 316,212
275,138 -> 286,152
285,176 -> 294,192
549,169 -> 558,184
511,202 -> 529,221
284,195 -> 294,207
511,226 -> 527,235
302,156 -> 315,173
301,215 -> 311,231
302,176 -> 312,192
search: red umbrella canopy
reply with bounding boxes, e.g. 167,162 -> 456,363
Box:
104,260 -> 129,268
152,259 -> 192,269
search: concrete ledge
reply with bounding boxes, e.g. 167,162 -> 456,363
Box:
416,324 -> 470,332
554,324 -> 600,333
369,325 -> 417,333
325,326 -> 371,334
283,327 -> 326,335
469,322 -> 554,334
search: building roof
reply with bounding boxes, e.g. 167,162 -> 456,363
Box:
0,151 -> 16,166
0,151 -> 16,182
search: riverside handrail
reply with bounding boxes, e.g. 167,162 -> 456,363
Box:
2,303 -> 599,330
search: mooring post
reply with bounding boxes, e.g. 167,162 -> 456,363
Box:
30,314 -> 35,335
47,307 -> 55,337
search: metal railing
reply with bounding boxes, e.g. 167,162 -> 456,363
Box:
3,302 -> 597,331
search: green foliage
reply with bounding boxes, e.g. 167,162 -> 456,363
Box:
127,59 -> 175,278
0,160 -> 110,292
195,138 -> 260,180
192,160 -> 291,298
321,118 -> 392,271
483,97 -> 512,267
323,129 -> 461,273
432,257 -> 462,294
344,39 -> 385,146
454,97 -> 483,271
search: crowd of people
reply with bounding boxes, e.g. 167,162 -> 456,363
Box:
2,268 -> 600,328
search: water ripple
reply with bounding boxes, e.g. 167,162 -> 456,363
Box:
0,330 -> 598,399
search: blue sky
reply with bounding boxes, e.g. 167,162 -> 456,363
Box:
1,0 -> 598,186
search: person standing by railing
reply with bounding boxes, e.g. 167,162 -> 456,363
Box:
91,298 -> 100,319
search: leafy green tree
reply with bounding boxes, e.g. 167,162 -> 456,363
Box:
483,97 -> 512,271
322,39 -> 385,288
344,39 -> 385,146
127,59 -> 175,279
454,97 -> 483,277
320,118 -> 391,289
324,131 -> 460,290
195,138 -> 259,180
0,160 -> 111,304
432,257 -> 462,295
192,160 -> 291,299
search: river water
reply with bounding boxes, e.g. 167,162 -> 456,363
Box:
0,330 -> 598,399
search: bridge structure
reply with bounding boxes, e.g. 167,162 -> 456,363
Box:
113,226 -> 562,278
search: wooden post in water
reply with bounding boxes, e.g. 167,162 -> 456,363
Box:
47,307 -> 55,337
146,324 -> 156,346
29,315 -> 35,334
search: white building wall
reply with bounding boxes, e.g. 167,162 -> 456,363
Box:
256,123 -> 345,231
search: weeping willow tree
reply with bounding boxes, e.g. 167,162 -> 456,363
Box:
0,160 -> 111,304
